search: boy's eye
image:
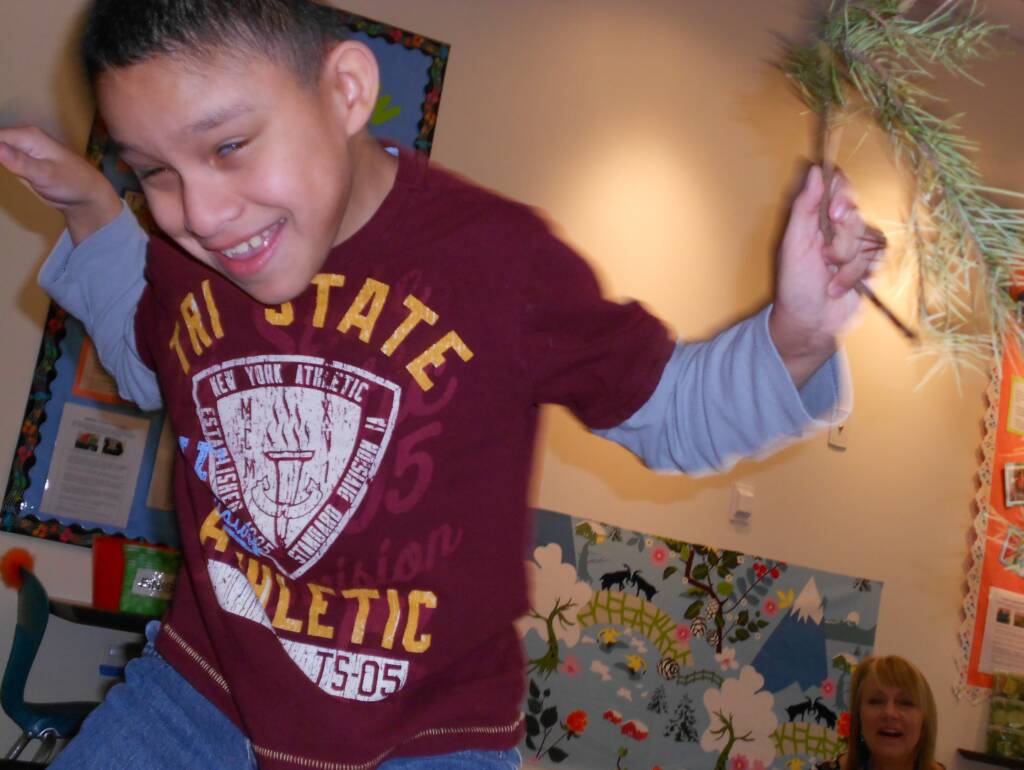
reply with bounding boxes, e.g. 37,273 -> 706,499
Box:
137,167 -> 166,181
216,140 -> 247,158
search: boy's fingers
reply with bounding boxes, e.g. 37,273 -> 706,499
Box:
827,208 -> 870,265
0,142 -> 61,208
828,257 -> 869,298
0,126 -> 68,170
0,141 -> 47,182
0,126 -> 42,155
826,224 -> 885,297
0,141 -> 33,176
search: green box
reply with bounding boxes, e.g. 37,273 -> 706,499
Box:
119,544 -> 181,616
990,698 -> 1024,729
988,726 -> 1024,758
993,671 -> 1024,700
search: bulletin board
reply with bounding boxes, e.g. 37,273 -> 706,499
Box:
1,9 -> 450,549
958,338 -> 1024,701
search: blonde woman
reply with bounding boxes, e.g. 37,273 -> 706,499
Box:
816,656 -> 944,770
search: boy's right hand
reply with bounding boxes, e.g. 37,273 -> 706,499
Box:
0,125 -> 121,245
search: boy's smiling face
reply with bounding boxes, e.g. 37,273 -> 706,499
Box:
97,45 -> 386,305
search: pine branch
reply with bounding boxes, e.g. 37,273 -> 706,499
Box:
780,0 -> 1024,366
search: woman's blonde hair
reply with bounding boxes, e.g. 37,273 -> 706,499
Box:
845,655 -> 937,770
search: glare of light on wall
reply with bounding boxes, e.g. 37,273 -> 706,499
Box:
551,131 -> 721,322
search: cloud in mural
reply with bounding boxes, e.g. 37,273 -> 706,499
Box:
517,543 -> 594,647
701,665 -> 778,766
750,577 -> 828,692
591,660 -> 612,681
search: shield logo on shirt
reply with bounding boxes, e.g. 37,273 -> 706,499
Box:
192,355 -> 400,578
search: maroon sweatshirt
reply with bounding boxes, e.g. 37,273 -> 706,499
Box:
136,147 -> 673,769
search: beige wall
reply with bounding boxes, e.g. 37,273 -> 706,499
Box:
0,1 -> 1020,765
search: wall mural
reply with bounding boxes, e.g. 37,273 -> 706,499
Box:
520,509 -> 883,770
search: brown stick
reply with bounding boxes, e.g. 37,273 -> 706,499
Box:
855,282 -> 919,340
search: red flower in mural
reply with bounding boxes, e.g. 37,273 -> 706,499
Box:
650,546 -> 669,566
565,709 -> 588,736
559,655 -> 581,677
837,711 -> 852,739
730,756 -> 749,770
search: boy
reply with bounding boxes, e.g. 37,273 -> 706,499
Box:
0,1 -> 878,768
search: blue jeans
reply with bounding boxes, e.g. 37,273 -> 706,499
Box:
50,622 -> 521,769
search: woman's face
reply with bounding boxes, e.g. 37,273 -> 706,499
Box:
858,675 -> 924,766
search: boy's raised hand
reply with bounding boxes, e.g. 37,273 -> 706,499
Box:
0,125 -> 121,245
769,165 -> 881,388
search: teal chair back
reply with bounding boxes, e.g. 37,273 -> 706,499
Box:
1,567 -> 98,763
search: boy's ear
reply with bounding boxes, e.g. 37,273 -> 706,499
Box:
322,40 -> 380,137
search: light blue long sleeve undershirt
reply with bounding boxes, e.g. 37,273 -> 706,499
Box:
38,202 -> 848,475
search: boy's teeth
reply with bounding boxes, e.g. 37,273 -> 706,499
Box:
222,225 -> 276,259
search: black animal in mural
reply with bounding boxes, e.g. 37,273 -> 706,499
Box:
785,696 -> 814,722
628,570 -> 659,602
600,564 -> 634,592
853,577 -> 873,592
813,698 -> 838,729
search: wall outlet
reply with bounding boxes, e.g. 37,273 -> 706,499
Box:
828,421 -> 849,450
730,484 -> 754,526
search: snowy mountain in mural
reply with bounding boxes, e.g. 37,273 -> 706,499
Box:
519,509 -> 883,770
752,578 -> 829,693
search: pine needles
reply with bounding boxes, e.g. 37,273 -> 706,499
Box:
781,0 -> 1024,369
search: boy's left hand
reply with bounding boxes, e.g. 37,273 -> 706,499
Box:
769,165 -> 882,388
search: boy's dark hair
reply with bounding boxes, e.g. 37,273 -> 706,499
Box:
82,0 -> 350,86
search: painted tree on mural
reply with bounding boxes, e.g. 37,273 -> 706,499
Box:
573,521 -> 607,584
832,651 -> 859,711
647,685 -> 669,715
664,538 -> 788,653
665,693 -> 699,743
518,543 -> 594,677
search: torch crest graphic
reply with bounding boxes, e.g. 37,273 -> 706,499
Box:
193,356 -> 400,577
